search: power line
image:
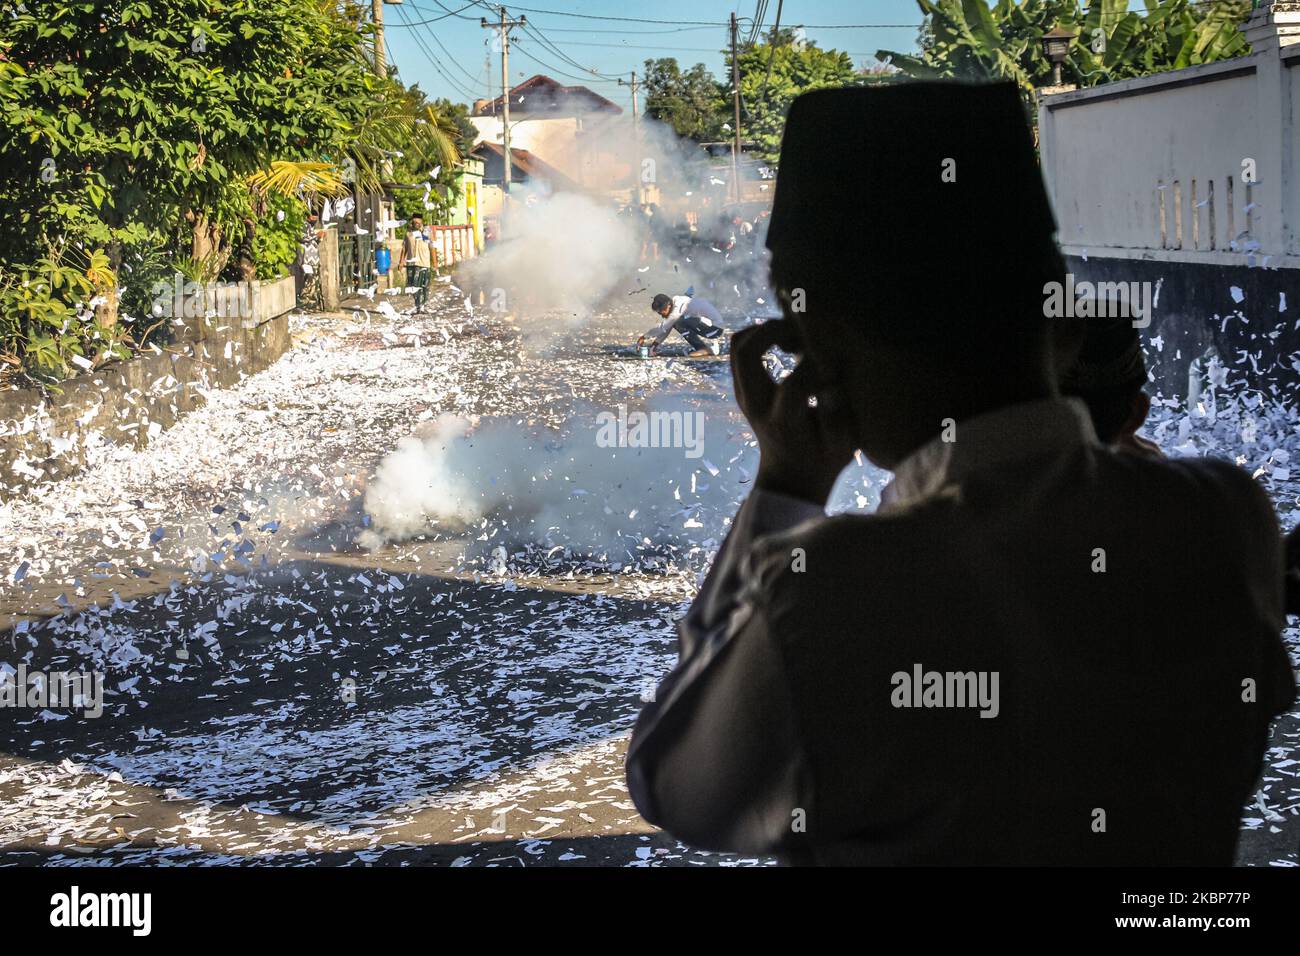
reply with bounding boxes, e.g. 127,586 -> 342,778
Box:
531,25 -> 721,35
760,21 -> 918,29
402,0 -> 487,21
396,18 -> 473,94
477,6 -> 736,26
537,38 -> 881,58
450,0 -> 1187,31
401,0 -> 1239,38
521,20 -> 623,81
407,6 -> 487,88
758,0 -> 783,102
384,1 -> 481,28
395,4 -> 483,100
522,20 -> 615,76
509,40 -> 622,85
496,5 -> 920,28
747,0 -> 769,47
537,40 -> 731,53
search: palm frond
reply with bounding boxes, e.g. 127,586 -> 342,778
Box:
248,160 -> 348,199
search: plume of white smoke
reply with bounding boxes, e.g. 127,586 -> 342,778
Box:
457,108 -> 771,324
358,402 -> 750,561
459,189 -> 638,320
358,399 -> 886,566
356,415 -> 492,547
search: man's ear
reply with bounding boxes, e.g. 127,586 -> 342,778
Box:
1050,317 -> 1087,386
1120,390 -> 1151,438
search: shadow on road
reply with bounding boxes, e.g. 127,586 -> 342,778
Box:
0,560 -> 680,841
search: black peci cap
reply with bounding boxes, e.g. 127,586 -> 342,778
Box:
765,81 -> 1064,347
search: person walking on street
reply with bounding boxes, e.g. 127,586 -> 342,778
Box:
399,215 -> 433,313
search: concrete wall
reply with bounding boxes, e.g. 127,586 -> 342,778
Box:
154,274 -> 297,328
449,159 -> 484,253
1040,60 -> 1263,258
479,183 -> 503,220
1065,253 -> 1299,401
1037,2 -> 1300,398
428,225 -> 476,268
0,277 -> 296,500
1039,3 -> 1300,266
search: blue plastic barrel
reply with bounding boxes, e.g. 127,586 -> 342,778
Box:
375,246 -> 391,276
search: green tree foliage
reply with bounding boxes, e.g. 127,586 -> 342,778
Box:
0,244 -> 118,379
734,31 -> 860,163
387,89 -> 474,226
427,96 -> 479,159
251,193 -> 307,281
643,57 -> 727,142
0,0 -> 461,380
1074,0 -> 1251,82
879,0 -> 1253,105
643,37 -> 859,164
1,1 -> 375,274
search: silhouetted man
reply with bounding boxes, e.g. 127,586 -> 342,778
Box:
625,82 -> 1295,865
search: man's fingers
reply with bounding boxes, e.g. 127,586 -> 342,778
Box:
730,321 -> 796,418
778,359 -> 858,455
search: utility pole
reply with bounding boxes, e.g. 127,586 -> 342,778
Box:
729,12 -> 742,206
481,8 -> 526,232
619,70 -> 640,121
619,71 -> 640,203
372,0 -> 385,79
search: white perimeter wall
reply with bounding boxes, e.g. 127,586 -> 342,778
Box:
1038,6 -> 1300,267
1041,62 -> 1262,256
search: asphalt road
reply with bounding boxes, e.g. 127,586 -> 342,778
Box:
0,263 -> 776,865
1,257 -> 1297,867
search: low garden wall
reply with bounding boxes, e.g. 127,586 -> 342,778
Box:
0,275 -> 296,500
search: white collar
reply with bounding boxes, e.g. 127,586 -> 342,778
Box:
880,397 -> 1098,512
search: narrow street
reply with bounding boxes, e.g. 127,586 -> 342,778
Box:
0,266 -> 781,865
2,267 -> 1298,866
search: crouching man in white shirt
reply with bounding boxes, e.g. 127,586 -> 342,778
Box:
639,292 -> 725,357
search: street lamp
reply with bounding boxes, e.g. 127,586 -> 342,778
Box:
1041,26 -> 1078,87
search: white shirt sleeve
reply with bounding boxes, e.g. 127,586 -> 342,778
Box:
681,489 -> 824,655
626,488 -> 822,854
643,320 -> 673,346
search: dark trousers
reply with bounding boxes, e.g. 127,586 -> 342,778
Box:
674,315 -> 723,350
406,265 -> 430,309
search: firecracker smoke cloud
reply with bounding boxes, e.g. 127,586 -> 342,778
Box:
357,400 -> 887,564
357,403 -> 752,560
459,190 -> 639,321
455,110 -> 774,325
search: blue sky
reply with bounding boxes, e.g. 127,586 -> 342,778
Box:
382,0 -> 931,111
